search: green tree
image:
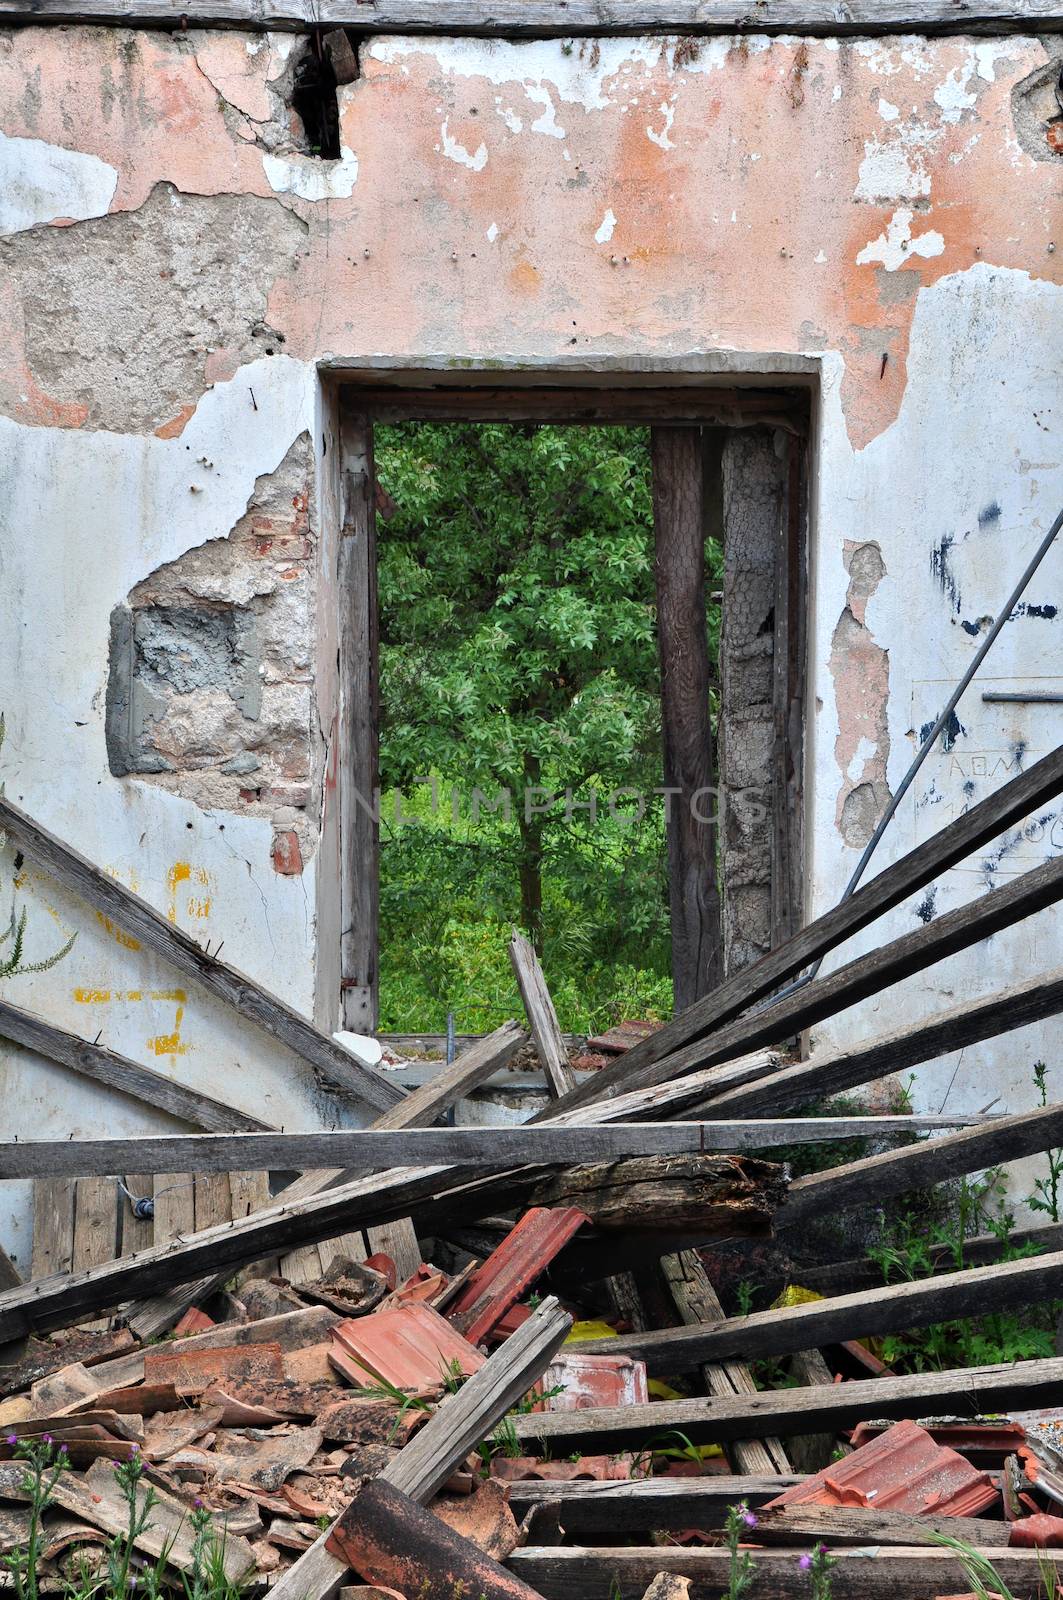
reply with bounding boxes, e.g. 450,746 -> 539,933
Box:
375,422 -> 674,1030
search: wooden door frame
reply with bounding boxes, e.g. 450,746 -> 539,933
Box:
330,371 -> 812,1032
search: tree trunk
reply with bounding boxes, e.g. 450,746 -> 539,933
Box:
651,426 -> 723,1013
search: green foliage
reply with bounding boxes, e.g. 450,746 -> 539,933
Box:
722,1502 -> 758,1599
3,1439 -> 240,1600
799,1543 -> 837,1599
868,1163 -> 1058,1372
1028,1061 -> 1063,1223
374,422 -> 721,1033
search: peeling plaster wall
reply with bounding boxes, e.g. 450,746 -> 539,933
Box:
0,24 -> 1061,1261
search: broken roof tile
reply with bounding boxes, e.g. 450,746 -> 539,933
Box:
535,1351 -> 649,1412
331,1303 -> 485,1392
446,1207 -> 589,1346
767,1418 -> 999,1519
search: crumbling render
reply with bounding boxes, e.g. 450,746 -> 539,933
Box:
106,435 -> 318,870
830,538 -> 893,850
0,184 -> 305,434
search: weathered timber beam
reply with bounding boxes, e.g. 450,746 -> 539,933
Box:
509,931 -> 576,1097
504,1475 -> 804,1534
660,1250 -> 790,1476
561,852 -> 1063,1107
0,0 -> 1058,34
512,1354 -> 1063,1451
505,1484 -> 1006,1545
0,1114 -> 988,1179
0,795 -> 403,1115
0,996 -> 274,1133
509,1546 -> 1058,1600
690,965 -> 1063,1119
781,1097 -> 1063,1227
553,743 -> 1063,1114
572,1247 -> 1063,1374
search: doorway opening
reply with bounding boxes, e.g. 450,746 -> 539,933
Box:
333,382 -> 809,1039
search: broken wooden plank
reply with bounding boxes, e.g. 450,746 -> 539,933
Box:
0,1163 -> 460,1340
564,853 -> 1063,1108
527,1153 -> 786,1233
509,932 -> 576,1097
508,1545 -> 1057,1600
71,1177 -> 116,1272
781,1098 -> 1063,1227
0,794 -> 404,1115
576,1246 -> 1063,1373
388,1295 -> 572,1501
371,1020 -> 527,1128
659,1251 -> 790,1477
0,1114 -> 988,1179
696,965 -> 1063,1119
0,0 -> 1058,37
553,743 -> 1063,1113
0,996 -> 272,1132
512,1353 -> 1063,1451
30,1179 -> 75,1279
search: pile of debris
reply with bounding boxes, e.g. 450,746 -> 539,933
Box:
2,753 -> 1063,1597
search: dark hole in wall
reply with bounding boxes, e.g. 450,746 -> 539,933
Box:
291,36 -> 343,160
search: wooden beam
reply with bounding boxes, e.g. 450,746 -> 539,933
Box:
508,1545 -> 1058,1600
506,1483 -> 1007,1546
563,852 -> 1063,1107
0,996 -> 274,1133
574,1247 -> 1063,1373
652,426 -> 723,1012
384,1294 -> 571,1502
0,795 -> 404,1116
370,1019 -> 527,1127
0,1114 -> 988,1179
0,0 -> 1057,35
552,743 -> 1063,1114
781,1097 -> 1063,1228
690,965 -> 1063,1119
512,1354 -> 1063,1452
659,1251 -> 790,1476
508,934 -> 576,1097
504,1475 -> 803,1534
338,421 -> 380,1033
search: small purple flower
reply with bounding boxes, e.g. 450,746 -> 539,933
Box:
5,1435 -> 16,1446
798,1554 -> 813,1570
816,1544 -> 828,1555
58,1444 -> 68,1455
194,1498 -> 203,1509
41,1433 -> 53,1445
130,1443 -> 140,1455
742,1511 -> 757,1528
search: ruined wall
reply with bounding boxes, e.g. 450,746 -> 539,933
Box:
0,22 -> 1061,1262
